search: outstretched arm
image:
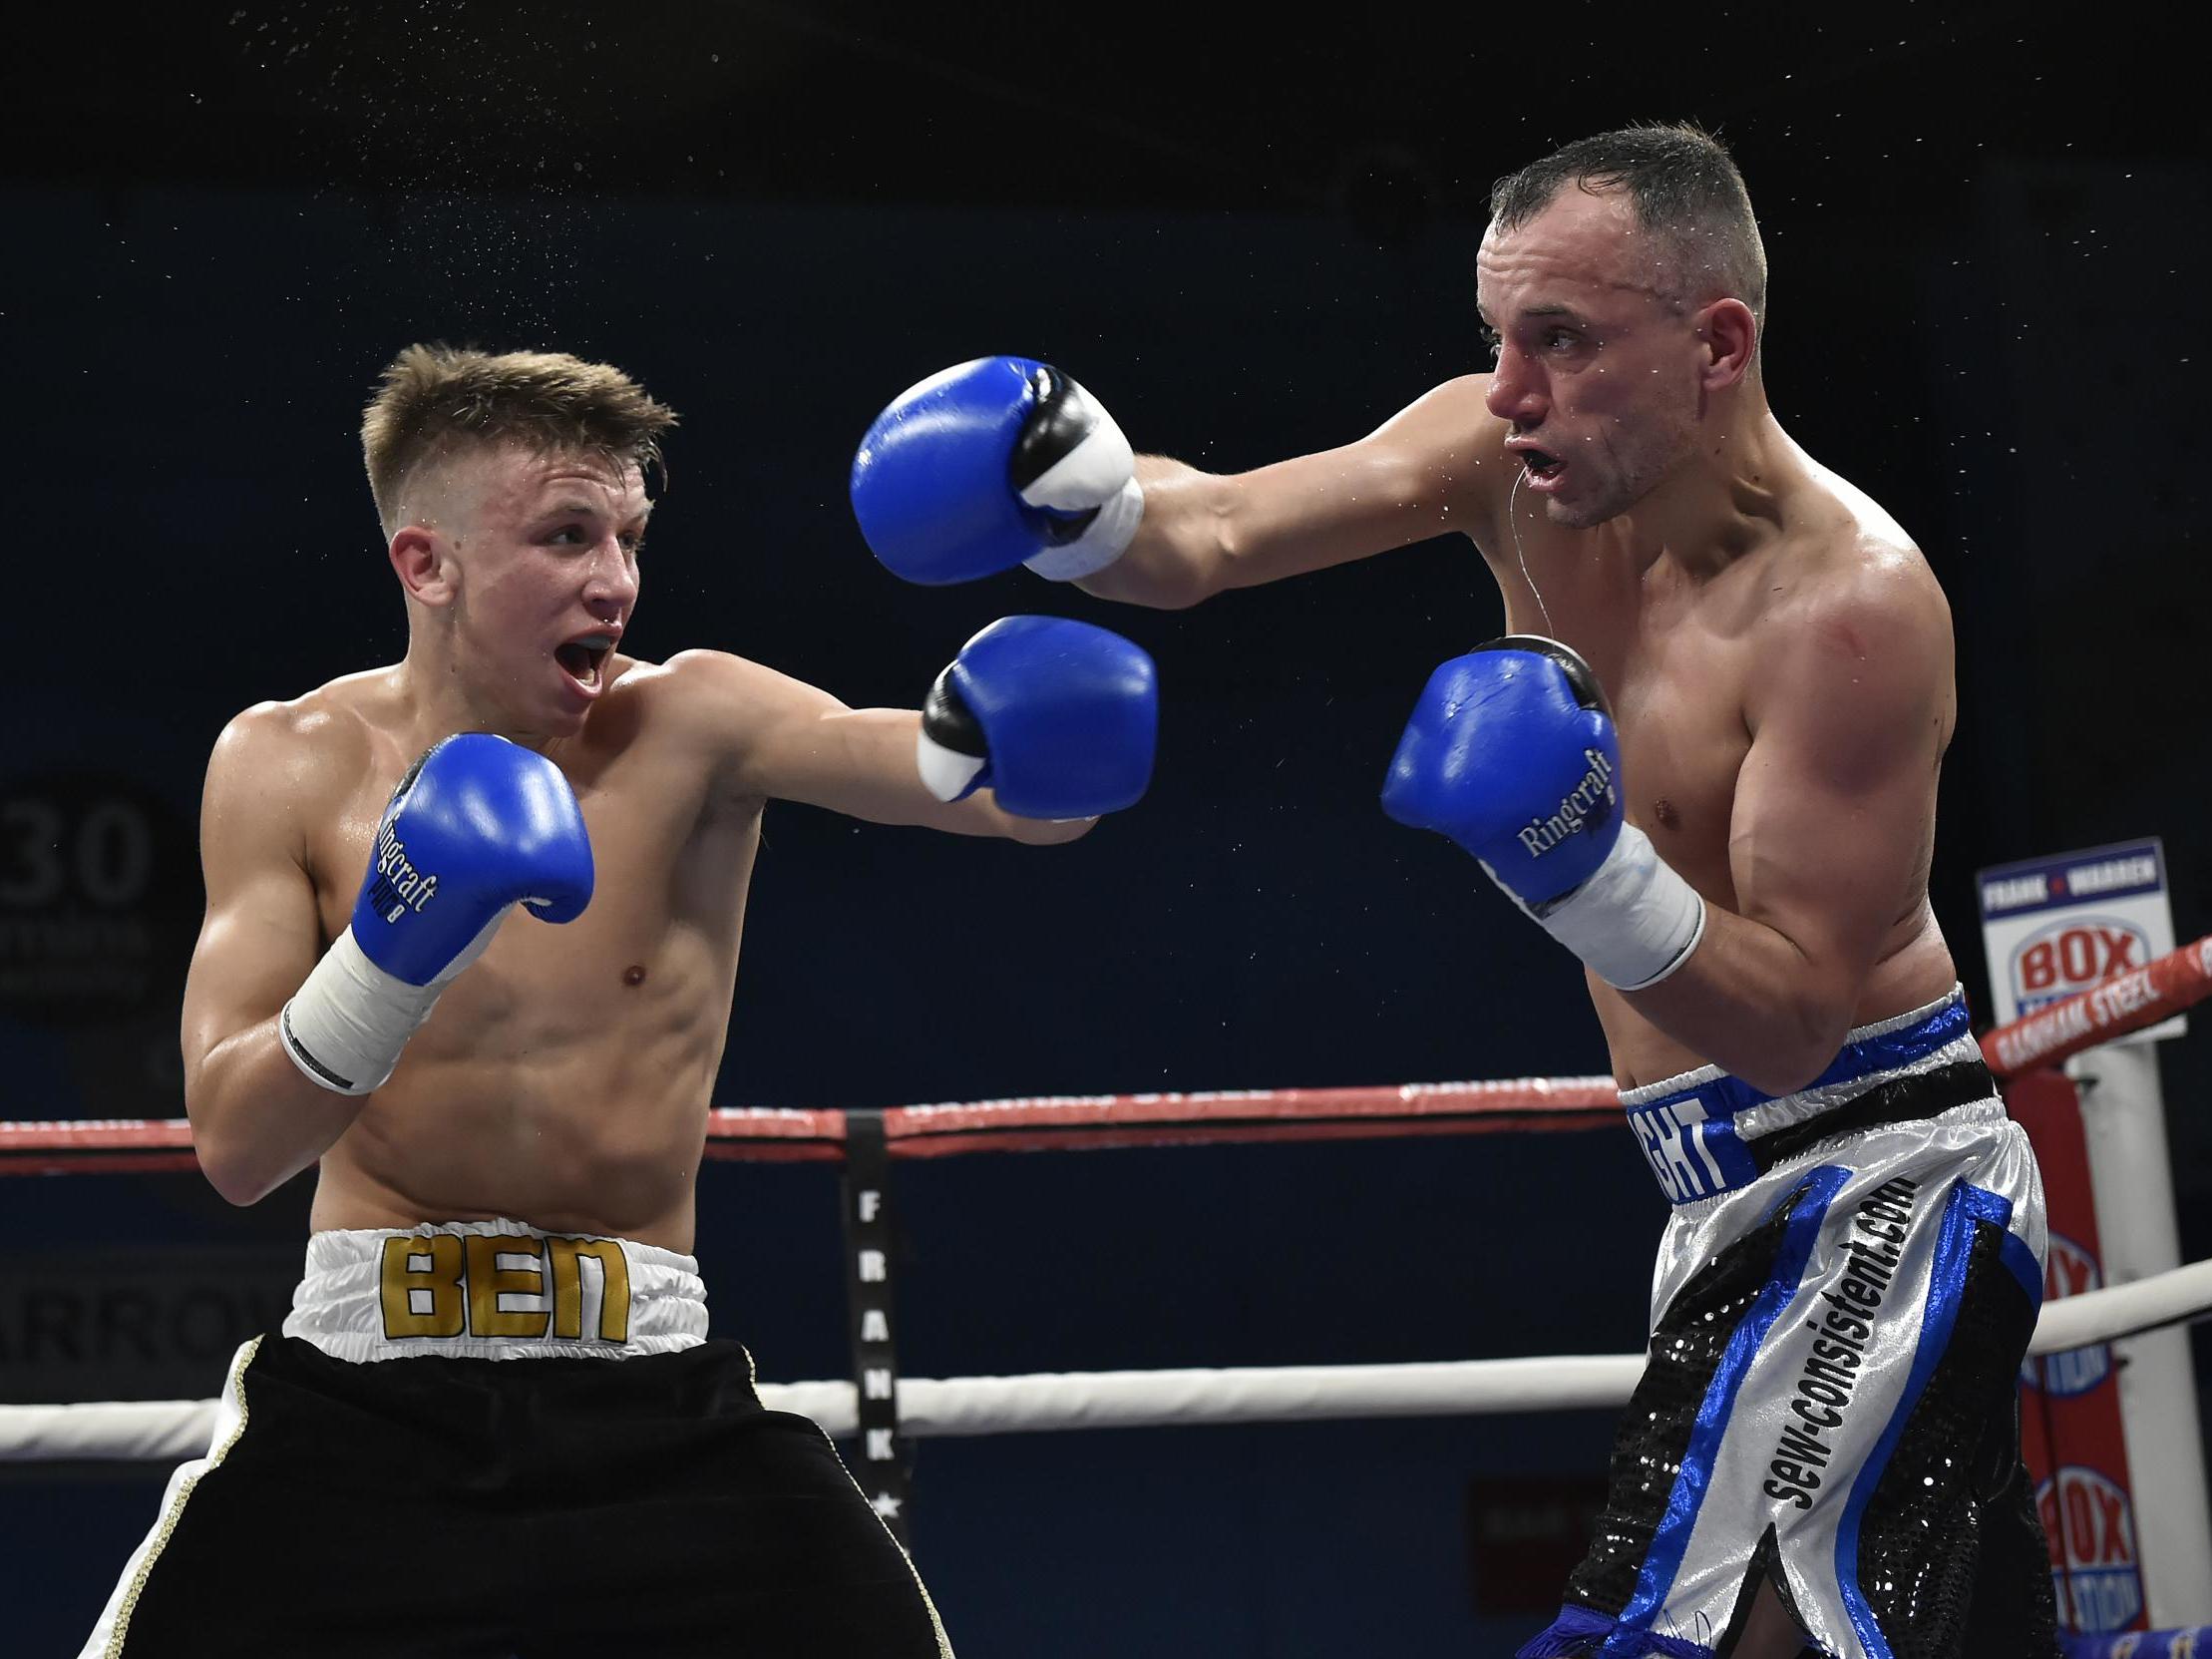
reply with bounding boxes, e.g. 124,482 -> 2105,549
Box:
850,355 -> 1507,610
670,647 -> 1129,844
1080,377 -> 1508,609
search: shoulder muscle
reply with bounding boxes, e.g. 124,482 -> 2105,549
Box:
1750,545 -> 1954,786
650,648 -> 851,796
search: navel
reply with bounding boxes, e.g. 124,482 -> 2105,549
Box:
621,965 -> 647,988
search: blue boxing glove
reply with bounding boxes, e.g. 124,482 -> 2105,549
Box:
1382,636 -> 1704,990
916,617 -> 1157,819
279,735 -> 595,1094
850,356 -> 1144,586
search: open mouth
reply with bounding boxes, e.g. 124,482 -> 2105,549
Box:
1518,447 -> 1564,484
554,635 -> 616,691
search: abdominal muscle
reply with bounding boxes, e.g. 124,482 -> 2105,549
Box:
307,919 -> 740,1254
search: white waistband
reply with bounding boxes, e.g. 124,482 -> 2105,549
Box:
1731,1032 -> 1990,1144
281,1219 -> 709,1363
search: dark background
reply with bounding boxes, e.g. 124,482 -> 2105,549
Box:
3,2 -> 2207,1653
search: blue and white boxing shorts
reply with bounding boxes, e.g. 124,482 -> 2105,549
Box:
1523,988 -> 2061,1659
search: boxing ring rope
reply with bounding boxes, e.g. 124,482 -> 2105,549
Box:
8,926 -> 2206,1180
7,937 -> 2212,1650
0,1074 -> 1625,1175
9,1257 -> 2211,1465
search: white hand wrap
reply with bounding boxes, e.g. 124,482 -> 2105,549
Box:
1019,405 -> 1145,582
1501,824 -> 1707,991
278,927 -> 439,1096
277,916 -> 503,1096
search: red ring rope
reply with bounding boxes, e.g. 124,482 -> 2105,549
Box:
6,932 -> 2203,1174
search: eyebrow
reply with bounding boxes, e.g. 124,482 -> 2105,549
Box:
1476,302 -> 1588,327
537,498 -> 654,525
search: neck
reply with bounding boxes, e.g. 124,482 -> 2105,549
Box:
393,635 -> 562,755
1599,384 -> 1798,583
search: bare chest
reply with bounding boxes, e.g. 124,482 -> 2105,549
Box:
1500,578 -> 1756,900
1604,647 -> 1750,893
307,744 -> 759,1013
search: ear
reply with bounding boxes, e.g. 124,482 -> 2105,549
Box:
1695,298 -> 1758,391
390,526 -> 458,607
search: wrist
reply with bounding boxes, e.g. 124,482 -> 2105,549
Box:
916,663 -> 989,803
1022,477 -> 1145,582
278,926 -> 444,1095
1519,824 -> 1706,991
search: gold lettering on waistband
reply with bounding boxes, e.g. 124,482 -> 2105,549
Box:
379,1234 -> 466,1338
547,1236 -> 631,1342
372,1231 -> 634,1342
464,1235 -> 550,1338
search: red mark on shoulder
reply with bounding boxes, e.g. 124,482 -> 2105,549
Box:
1816,613 -> 1869,661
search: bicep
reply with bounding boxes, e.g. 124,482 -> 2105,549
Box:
181,727 -> 326,1078
1726,615 -> 1948,988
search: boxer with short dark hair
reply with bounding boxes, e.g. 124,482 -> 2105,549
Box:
853,125 -> 2057,1659
80,343 -> 1156,1658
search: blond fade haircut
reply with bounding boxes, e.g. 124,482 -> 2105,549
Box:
361,343 -> 680,537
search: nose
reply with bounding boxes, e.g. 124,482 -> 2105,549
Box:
583,539 -> 639,619
1484,342 -> 1548,430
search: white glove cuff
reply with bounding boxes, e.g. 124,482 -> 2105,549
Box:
1017,399 -> 1135,512
1532,824 -> 1707,991
1022,477 -> 1145,582
278,925 -> 442,1096
916,727 -> 987,804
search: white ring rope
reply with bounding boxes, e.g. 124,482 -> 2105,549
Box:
7,1257 -> 2207,1464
